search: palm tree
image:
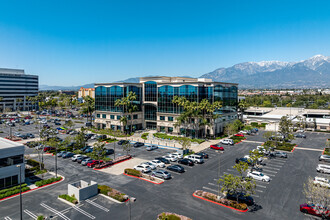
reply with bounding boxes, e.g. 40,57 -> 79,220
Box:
120,116 -> 128,133
238,100 -> 248,122
115,92 -> 138,133
81,96 -> 95,123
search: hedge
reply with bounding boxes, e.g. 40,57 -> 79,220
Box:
158,213 -> 181,220
37,216 -> 44,220
230,136 -> 246,144
35,177 -> 62,187
59,194 -> 78,204
98,185 -> 127,202
324,148 -> 330,156
0,186 -> 30,199
153,133 -> 205,144
0,184 -> 28,194
141,133 -> 148,140
27,159 -> 44,169
264,141 -> 295,151
124,168 -> 142,177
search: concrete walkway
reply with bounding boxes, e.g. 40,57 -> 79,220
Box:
294,147 -> 324,152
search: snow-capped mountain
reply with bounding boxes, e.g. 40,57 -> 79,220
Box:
200,55 -> 330,88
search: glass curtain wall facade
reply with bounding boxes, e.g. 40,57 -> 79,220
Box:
144,81 -> 157,102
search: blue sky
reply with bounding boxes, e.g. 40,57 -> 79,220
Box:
0,0 -> 329,86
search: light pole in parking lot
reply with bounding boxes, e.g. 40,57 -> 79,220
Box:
126,196 -> 136,220
16,165 -> 23,220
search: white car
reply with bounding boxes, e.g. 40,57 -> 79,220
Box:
239,130 -> 248,134
170,153 -> 183,159
141,162 -> 156,170
134,165 -> 151,173
245,154 -> 263,163
220,139 -> 234,145
316,164 -> 330,174
150,160 -> 165,168
296,129 -> 304,133
163,155 -> 177,162
71,154 -> 82,161
313,177 -> 330,188
247,171 -> 270,182
184,155 -> 204,164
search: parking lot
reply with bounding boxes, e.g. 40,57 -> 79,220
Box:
1,127 -> 329,219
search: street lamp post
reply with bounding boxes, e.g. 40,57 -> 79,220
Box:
55,147 -> 58,178
16,165 -> 23,220
126,196 -> 136,220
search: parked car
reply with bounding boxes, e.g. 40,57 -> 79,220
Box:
195,152 -> 209,159
57,151 -> 66,157
313,177 -> 330,188
234,133 -> 244,137
77,155 -> 88,163
81,158 -> 93,166
184,155 -> 204,164
275,151 -> 288,158
300,203 -> 330,218
133,142 -> 144,148
43,146 -> 55,152
220,139 -> 234,145
142,162 -> 156,170
296,129 -> 305,133
319,155 -> 330,162
226,192 -> 254,206
152,170 -> 171,180
235,157 -> 254,166
150,160 -> 165,168
105,149 -> 114,155
85,148 -> 93,153
170,152 -> 183,159
294,133 -> 306,138
210,145 -> 224,151
87,160 -> 103,168
316,164 -> 330,174
134,165 -> 151,173
155,157 -> 170,164
146,145 -> 158,151
62,152 -> 75,158
71,154 -> 82,162
167,165 -> 185,173
85,134 -> 94,140
178,158 -> 194,166
247,171 -> 270,182
55,122 -> 61,125
26,133 -> 35,138
163,155 -> 177,162
118,140 -> 130,145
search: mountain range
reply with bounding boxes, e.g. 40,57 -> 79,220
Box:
40,55 -> 330,90
200,55 -> 330,88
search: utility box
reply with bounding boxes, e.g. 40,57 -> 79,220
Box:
68,180 -> 98,202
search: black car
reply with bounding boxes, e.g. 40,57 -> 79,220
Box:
294,133 -> 306,138
155,157 -> 170,164
26,133 -> 35,138
105,149 -> 114,155
55,122 -> 61,125
235,158 -> 254,166
178,158 -> 194,166
195,152 -> 209,159
81,146 -> 91,152
133,142 -> 144,148
62,152 -> 75,158
85,133 -> 94,140
226,192 -> 254,206
167,165 -> 185,173
118,140 -> 129,145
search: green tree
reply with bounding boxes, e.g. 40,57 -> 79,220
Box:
263,131 -> 274,141
279,116 -> 293,140
92,141 -> 106,160
65,120 -> 75,130
237,100 -> 248,121
233,161 -> 249,178
233,119 -> 244,132
224,123 -> 236,137
122,141 -> 132,155
75,127 -> 86,149
81,96 -> 95,123
178,137 -> 191,151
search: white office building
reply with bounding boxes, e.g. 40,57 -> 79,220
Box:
0,138 -> 25,189
0,68 -> 38,112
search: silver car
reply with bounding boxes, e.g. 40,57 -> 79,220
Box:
151,170 -> 171,180
146,145 -> 158,151
319,155 -> 330,162
81,158 -> 93,166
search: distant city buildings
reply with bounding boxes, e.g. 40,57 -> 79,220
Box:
94,76 -> 238,137
78,87 -> 95,102
0,68 -> 38,112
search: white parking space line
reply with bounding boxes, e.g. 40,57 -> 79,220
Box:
252,194 -> 260,198
208,182 -> 217,186
261,169 -> 277,173
4,216 -> 12,220
255,189 -> 263,193
269,160 -> 286,165
262,172 -> 275,177
256,184 -> 267,188
265,164 -> 283,168
24,209 -> 38,219
262,166 -> 280,171
202,186 -> 218,193
86,199 -> 109,212
72,206 -> 96,219
227,168 -> 237,172
41,203 -> 71,220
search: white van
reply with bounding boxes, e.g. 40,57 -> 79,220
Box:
184,154 -> 204,164
316,164 -> 330,174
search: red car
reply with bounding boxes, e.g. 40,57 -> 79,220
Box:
300,203 -> 330,218
210,145 -> 224,151
235,133 -> 244,137
43,146 -> 55,152
87,160 -> 103,168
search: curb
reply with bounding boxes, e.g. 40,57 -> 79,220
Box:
235,138 -> 247,145
0,177 -> 64,202
99,193 -> 126,204
4,138 -> 22,142
57,197 -> 76,206
192,193 -> 248,213
291,145 -> 297,153
123,173 -> 164,185
93,157 -> 133,170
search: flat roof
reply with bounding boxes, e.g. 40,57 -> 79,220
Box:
0,137 -> 24,150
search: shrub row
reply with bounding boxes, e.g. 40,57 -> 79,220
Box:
194,190 -> 248,211
141,133 -> 148,140
124,168 -> 142,177
264,141 -> 295,151
230,136 -> 246,144
0,186 -> 30,199
158,212 -> 192,220
324,148 -> 330,156
59,194 -> 78,204
35,177 -> 62,187
0,184 -> 28,194
250,122 -> 267,128
27,159 -> 44,169
153,133 -> 205,144
98,185 -> 127,202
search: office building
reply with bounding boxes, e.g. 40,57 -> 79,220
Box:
0,138 -> 25,189
0,68 -> 38,111
78,87 -> 95,103
94,77 -> 238,137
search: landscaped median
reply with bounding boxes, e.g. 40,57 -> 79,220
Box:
231,136 -> 246,144
157,212 -> 192,220
123,168 -> 164,184
0,184 -> 30,200
35,177 -> 62,187
93,155 -> 132,170
193,190 -> 248,213
323,148 -> 330,155
58,194 -> 78,205
98,185 -> 127,203
263,140 -> 297,152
